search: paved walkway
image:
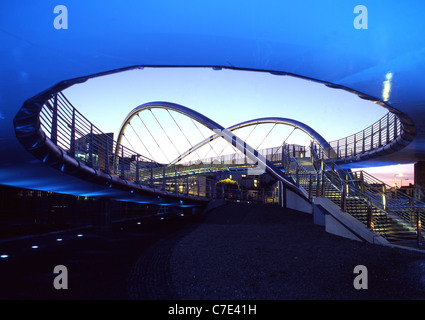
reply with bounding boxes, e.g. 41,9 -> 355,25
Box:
170,202 -> 425,300
0,202 -> 424,300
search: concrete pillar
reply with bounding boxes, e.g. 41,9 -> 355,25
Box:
414,161 -> 425,200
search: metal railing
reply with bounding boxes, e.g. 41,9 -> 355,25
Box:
40,92 -> 156,179
38,93 -> 286,203
313,112 -> 403,160
284,150 -> 424,247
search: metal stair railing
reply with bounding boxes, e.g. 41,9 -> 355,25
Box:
285,150 -> 424,247
349,170 -> 425,233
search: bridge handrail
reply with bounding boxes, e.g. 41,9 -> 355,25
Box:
314,112 -> 406,162
286,151 -> 425,242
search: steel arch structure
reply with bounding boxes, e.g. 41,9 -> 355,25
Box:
166,116 -> 332,166
115,101 -> 305,197
4,1 -> 425,206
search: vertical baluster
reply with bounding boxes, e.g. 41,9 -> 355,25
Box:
353,134 -> 357,156
336,140 -> 340,158
417,208 -> 422,248
345,137 -> 348,158
367,200 -> 373,230
162,167 -> 166,191
88,124 -> 93,167
70,108 -> 75,157
135,154 -> 139,182
104,134 -> 109,174
51,94 -> 58,144
120,145 -> 124,178
175,167 -> 178,193
386,113 -> 390,144
393,115 -> 398,140
382,184 -> 387,210
308,174 -> 312,200
341,183 -> 347,212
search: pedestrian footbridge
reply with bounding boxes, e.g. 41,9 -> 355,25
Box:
3,2 -> 425,249
12,89 -> 425,249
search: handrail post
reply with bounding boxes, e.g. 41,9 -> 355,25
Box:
367,200 -> 373,230
382,184 -> 387,210
321,170 -> 325,196
120,145 -> 124,178
88,124 -> 93,167
417,208 -> 422,248
386,113 -> 390,144
394,116 -> 398,140
295,164 -> 299,186
345,137 -> 348,158
316,172 -> 320,197
162,167 -> 166,190
70,108 -> 75,157
51,94 -> 58,144
174,167 -> 178,193
105,135 -> 110,174
360,171 -> 365,193
308,174 -> 312,200
341,183 -> 347,212
135,154 -> 139,183
336,140 -> 339,158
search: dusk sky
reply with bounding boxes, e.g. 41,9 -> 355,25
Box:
63,67 -> 414,187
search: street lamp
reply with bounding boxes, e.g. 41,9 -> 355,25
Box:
394,172 -> 403,189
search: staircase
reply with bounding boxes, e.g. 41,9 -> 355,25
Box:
285,153 -> 424,249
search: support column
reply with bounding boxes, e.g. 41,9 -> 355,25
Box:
278,181 -> 286,208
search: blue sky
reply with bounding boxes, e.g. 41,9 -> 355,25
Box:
63,67 -> 414,186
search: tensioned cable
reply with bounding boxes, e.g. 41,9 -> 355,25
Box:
137,113 -> 170,163
190,118 -> 221,159
243,123 -> 258,144
256,123 -> 277,150
284,127 -> 297,143
121,131 -> 136,154
128,122 -> 155,160
166,109 -> 205,164
149,109 -> 181,156
165,109 -> 213,175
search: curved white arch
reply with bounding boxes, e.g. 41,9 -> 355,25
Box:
116,101 -> 306,197
169,117 -> 332,166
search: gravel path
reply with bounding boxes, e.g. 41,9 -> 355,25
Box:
170,202 -> 425,300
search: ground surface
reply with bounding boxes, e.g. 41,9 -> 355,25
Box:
0,202 -> 424,300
